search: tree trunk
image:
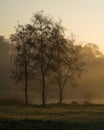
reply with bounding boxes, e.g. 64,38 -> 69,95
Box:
58,86 -> 63,104
58,51 -> 63,104
25,77 -> 28,105
42,74 -> 46,105
24,52 -> 28,105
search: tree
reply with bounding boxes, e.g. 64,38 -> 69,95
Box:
10,25 -> 34,105
82,43 -> 103,60
10,11 -> 66,105
50,22 -> 68,104
0,36 -> 10,56
10,11 -> 86,105
84,92 -> 94,105
31,11 -> 55,105
52,34 -> 85,104
0,36 -> 13,96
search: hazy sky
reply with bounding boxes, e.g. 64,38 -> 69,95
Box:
0,0 -> 104,51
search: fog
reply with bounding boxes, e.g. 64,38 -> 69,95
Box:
0,37 -> 104,104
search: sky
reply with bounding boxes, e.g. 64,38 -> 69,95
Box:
0,0 -> 104,52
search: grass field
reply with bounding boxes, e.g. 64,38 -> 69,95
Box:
0,104 -> 104,129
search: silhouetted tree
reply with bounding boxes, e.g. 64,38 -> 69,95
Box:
50,22 -> 68,104
10,25 -> 34,105
52,33 -> 85,104
10,11 -> 86,105
30,11 -> 56,105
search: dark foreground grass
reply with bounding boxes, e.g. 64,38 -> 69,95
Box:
0,119 -> 104,130
0,104 -> 104,130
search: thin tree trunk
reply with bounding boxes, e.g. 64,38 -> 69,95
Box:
57,47 -> 63,104
25,75 -> 28,105
42,74 -> 46,105
24,46 -> 28,105
40,30 -> 46,106
58,75 -> 63,104
24,61 -> 28,105
59,88 -> 63,104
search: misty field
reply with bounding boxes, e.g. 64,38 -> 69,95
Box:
0,104 -> 104,129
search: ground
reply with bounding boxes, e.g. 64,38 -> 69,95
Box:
0,104 -> 104,129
